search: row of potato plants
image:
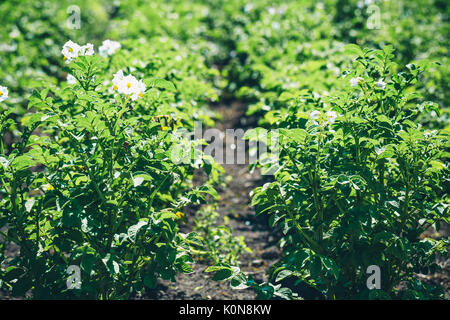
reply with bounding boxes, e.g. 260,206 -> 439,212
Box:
200,0 -> 448,130
1,0 -> 449,300
198,0 -> 449,299
246,46 -> 449,299
0,27 -> 240,298
205,46 -> 450,300
0,0 -> 310,300
0,0 -> 270,299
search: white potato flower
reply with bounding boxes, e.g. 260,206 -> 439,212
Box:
0,85 -> 8,102
79,43 -> 94,56
112,70 -> 124,91
376,78 -> 386,90
118,75 -> 139,95
326,111 -> 337,124
111,71 -> 146,100
131,80 -> 146,101
62,41 -> 94,62
350,77 -> 364,87
99,40 -> 121,57
61,40 -> 80,62
310,110 -> 321,120
268,7 -> 276,15
424,130 -> 437,139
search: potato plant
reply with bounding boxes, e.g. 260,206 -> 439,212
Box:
192,204 -> 252,267
0,47 -> 222,299
246,47 -> 449,299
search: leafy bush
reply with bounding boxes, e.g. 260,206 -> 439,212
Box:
0,45 -> 222,298
247,47 -> 449,299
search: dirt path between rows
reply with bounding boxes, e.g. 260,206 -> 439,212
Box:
144,101 -> 282,300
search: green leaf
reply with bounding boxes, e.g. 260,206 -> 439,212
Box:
159,211 -> 178,220
205,264 -> 234,281
144,78 -> 176,91
429,160 -> 445,171
274,287 -> 295,300
25,199 -> 36,213
243,128 -> 268,141
344,44 -> 363,56
205,265 -> 231,273
132,176 -> 145,187
278,92 -> 295,101
320,256 -> 339,280
11,155 -> 36,171
279,128 -> 307,144
212,269 -> 233,281
127,220 -> 148,242
102,254 -> 121,275
179,262 -> 194,274
230,272 -> 249,289
275,269 -> 293,282
144,274 -> 157,289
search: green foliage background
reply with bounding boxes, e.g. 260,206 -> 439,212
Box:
0,0 -> 448,300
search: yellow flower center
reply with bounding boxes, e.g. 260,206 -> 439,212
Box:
139,92 -> 143,97
45,184 -> 55,191
127,83 -> 131,88
68,47 -> 73,52
113,85 -> 118,90
0,92 -> 3,96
